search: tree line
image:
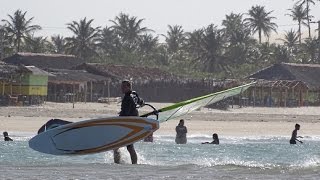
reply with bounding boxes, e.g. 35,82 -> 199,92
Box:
0,0 -> 319,78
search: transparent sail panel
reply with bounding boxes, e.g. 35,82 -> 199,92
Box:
156,83 -> 253,123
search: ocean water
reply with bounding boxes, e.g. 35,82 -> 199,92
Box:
1,133 -> 320,180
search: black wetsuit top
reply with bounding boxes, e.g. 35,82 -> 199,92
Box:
119,91 -> 143,117
119,90 -> 143,149
4,136 -> 13,141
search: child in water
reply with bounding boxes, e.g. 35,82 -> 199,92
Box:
202,133 -> 219,144
3,131 -> 13,141
290,124 -> 303,144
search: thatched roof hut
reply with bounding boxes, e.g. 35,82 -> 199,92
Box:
74,63 -> 180,84
0,62 -> 19,80
247,63 -> 320,90
74,63 -> 239,102
48,69 -> 109,84
246,63 -> 320,106
2,53 -> 85,70
20,66 -> 50,76
46,69 -> 111,102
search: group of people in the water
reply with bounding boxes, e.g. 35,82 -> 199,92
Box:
174,120 -> 303,145
4,122 -> 300,145
175,119 -> 219,145
174,119 -> 220,145
2,122 -> 303,145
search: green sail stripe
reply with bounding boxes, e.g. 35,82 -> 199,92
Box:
158,82 -> 255,112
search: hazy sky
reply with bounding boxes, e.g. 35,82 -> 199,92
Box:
1,0 -> 320,38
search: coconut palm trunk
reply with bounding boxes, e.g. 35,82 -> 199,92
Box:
298,20 -> 302,44
306,2 -> 311,38
258,29 -> 262,44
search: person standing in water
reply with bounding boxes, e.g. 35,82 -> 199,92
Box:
290,124 -> 303,144
202,133 -> 219,144
3,131 -> 13,141
175,119 -> 187,144
113,80 -> 144,164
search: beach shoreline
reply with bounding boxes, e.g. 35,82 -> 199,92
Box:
0,102 -> 319,137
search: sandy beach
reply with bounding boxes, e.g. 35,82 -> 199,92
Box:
1,102 -> 319,137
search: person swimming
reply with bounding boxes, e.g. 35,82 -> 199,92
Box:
175,119 -> 187,144
202,133 -> 219,144
3,131 -> 13,141
290,124 -> 303,144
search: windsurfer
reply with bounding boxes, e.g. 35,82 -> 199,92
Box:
113,80 -> 144,164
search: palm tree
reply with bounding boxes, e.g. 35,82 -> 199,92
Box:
98,26 -> 120,57
1,9 -> 41,52
0,25 -> 13,58
223,13 -> 255,45
164,25 -> 186,54
65,17 -> 101,60
110,13 -> 152,52
295,0 -> 319,38
271,45 -> 291,63
186,29 -> 203,57
245,5 -> 278,43
138,33 -> 158,55
222,13 -> 244,30
24,35 -> 49,53
222,13 -> 256,65
279,29 -> 300,48
188,25 -> 227,73
50,35 -> 66,54
286,4 -> 308,44
301,37 -> 319,63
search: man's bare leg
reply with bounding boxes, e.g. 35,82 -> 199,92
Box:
127,144 -> 137,164
113,148 -> 121,164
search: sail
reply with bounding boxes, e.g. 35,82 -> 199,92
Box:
142,82 -> 255,123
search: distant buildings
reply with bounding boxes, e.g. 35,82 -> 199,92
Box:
247,63 -> 320,107
9,53 -> 318,107
2,52 -> 84,70
0,62 -> 49,105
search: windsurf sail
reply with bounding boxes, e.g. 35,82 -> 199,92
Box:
142,82 -> 255,123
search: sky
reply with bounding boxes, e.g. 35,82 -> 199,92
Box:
1,0 -> 320,39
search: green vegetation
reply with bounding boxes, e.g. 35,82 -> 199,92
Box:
0,2 -> 319,79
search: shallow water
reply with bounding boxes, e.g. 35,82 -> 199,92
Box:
1,133 -> 320,180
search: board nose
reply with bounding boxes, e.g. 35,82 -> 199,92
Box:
29,134 -> 60,155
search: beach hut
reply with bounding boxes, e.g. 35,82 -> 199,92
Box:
0,63 -> 49,105
2,52 -> 85,70
74,63 -> 239,102
247,63 -> 320,106
0,63 -> 19,105
47,69 -> 110,102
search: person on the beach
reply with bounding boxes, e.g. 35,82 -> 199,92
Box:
175,119 -> 187,144
290,124 -> 303,144
113,80 -> 144,164
202,133 -> 219,144
3,131 -> 13,141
